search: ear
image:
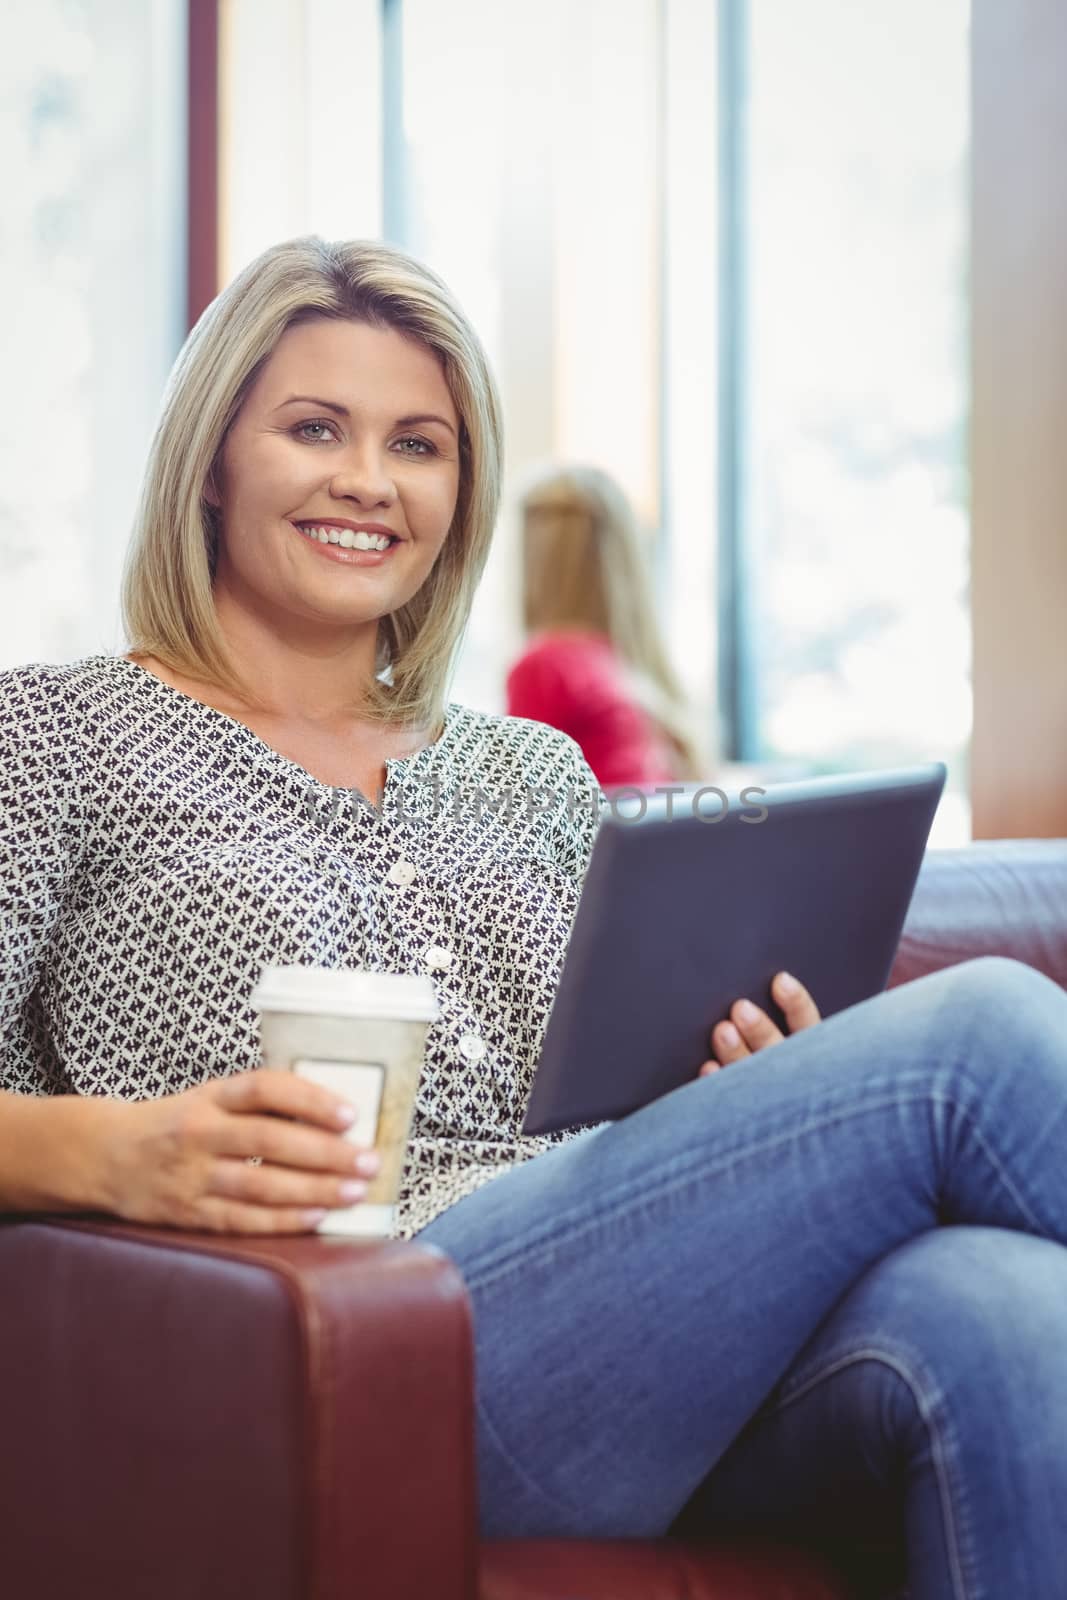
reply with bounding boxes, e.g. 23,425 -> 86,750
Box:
203,463 -> 222,510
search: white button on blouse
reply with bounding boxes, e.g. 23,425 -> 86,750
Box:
387,859 -> 418,887
424,944 -> 453,971
459,1033 -> 486,1062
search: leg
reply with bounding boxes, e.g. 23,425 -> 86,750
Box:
676,1227 -> 1067,1600
418,958 -> 1067,1540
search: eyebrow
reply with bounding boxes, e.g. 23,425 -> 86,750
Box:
275,395 -> 457,437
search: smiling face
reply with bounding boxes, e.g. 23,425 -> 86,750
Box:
208,316 -> 462,653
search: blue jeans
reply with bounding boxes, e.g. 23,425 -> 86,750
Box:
418,958 -> 1067,1599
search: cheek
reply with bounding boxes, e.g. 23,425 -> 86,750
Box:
234,441 -> 320,511
403,485 -> 456,588
417,467 -> 461,543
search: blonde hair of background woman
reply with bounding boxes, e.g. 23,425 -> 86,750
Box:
122,235 -> 504,728
518,464 -> 706,779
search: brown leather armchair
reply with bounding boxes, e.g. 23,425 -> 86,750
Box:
3,841 -> 1065,1600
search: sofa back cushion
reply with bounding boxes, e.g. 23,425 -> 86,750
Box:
891,841 -> 1067,989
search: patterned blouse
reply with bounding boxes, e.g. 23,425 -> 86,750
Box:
0,655 -> 603,1237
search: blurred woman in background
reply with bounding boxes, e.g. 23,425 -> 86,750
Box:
507,464 -> 705,788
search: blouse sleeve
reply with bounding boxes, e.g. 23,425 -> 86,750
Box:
0,667 -> 84,1086
549,729 -> 604,890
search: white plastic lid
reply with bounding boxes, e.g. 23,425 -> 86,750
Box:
250,965 -> 440,1022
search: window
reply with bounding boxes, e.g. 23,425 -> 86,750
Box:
723,0 -> 971,840
393,0 -> 673,720
216,0 -> 972,843
218,0 -> 384,280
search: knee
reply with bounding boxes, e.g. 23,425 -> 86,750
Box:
824,1229 -> 1067,1414
936,954 -> 1059,1021
915,957 -> 1066,1083
770,1230 -> 1067,1535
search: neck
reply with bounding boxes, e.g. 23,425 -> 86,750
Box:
212,587 -> 383,722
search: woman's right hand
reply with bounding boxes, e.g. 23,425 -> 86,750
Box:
89,1069 -> 379,1234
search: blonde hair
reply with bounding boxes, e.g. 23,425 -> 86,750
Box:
518,464 -> 705,779
122,235 -> 504,727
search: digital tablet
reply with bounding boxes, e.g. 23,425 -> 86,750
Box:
521,762 -> 946,1135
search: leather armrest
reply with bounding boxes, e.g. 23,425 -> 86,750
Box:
0,1216 -> 476,1600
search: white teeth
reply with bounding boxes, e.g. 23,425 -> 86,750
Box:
297,523 -> 393,551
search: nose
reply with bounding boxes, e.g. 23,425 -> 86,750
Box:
328,441 -> 396,509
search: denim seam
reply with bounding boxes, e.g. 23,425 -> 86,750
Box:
961,1122 -> 1043,1234
760,1346 -> 973,1600
474,1386 -> 589,1529
462,1086 -> 994,1293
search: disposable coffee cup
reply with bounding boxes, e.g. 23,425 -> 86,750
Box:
250,965 -> 439,1237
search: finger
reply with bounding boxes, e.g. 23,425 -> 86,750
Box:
771,971 -> 822,1032
208,1158 -> 371,1212
214,1068 -> 357,1131
239,1140 -> 380,1182
207,1112 -> 370,1175
698,1059 -> 722,1077
190,1198 -> 333,1236
711,1019 -> 751,1064
730,998 -> 784,1051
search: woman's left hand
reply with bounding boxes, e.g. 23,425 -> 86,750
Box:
699,971 -> 821,1075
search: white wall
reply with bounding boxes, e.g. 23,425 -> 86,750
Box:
0,0 -> 186,668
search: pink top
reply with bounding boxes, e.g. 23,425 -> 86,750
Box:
506,630 -> 679,789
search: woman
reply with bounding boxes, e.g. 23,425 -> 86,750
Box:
507,463 -> 704,787
1,236 -> 1066,1596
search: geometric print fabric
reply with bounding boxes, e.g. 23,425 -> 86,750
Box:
0,654 -> 603,1236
